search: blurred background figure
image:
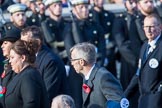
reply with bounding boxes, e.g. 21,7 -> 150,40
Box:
89,0 -> 117,77
112,0 -> 141,107
108,0 -> 124,4
51,94 -> 76,108
154,0 -> 162,19
25,0 -> 46,26
42,0 -> 69,64
65,0 -> 106,66
62,0 -> 68,7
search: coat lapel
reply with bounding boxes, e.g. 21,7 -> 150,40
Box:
141,35 -> 162,69
83,65 -> 99,104
5,73 -> 21,97
141,43 -> 149,65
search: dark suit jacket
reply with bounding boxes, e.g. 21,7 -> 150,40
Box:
137,35 -> 162,108
35,45 -> 68,103
82,65 -> 123,108
5,66 -> 49,108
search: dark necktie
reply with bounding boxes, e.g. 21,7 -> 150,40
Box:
145,44 -> 151,58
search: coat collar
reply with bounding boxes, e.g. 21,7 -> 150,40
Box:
83,64 -> 100,104
5,66 -> 30,97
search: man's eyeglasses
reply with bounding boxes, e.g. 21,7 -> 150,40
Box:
143,25 -> 159,29
70,58 -> 82,62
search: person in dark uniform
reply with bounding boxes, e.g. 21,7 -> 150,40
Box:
0,3 -> 27,39
6,40 -> 50,108
89,0 -> 117,76
126,13 -> 162,108
6,3 -> 27,31
112,0 -> 141,107
42,0 -> 69,64
20,26 -> 68,106
25,0 -> 46,26
42,3 -> 79,108
113,0 -> 141,88
0,28 -> 21,108
65,0 -> 106,66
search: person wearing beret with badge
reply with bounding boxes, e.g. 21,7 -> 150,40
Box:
5,3 -> 27,32
41,0 -> 70,64
70,42 -> 128,108
64,0 -> 106,66
126,13 -> 162,108
0,28 -> 21,108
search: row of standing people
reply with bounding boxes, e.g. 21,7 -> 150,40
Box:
0,0 -> 125,108
0,0 -> 162,108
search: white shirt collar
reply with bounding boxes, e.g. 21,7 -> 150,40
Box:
148,34 -> 161,47
85,64 -> 95,80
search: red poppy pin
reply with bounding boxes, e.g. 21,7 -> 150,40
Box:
82,84 -> 91,94
0,86 -> 6,97
1,71 -> 6,79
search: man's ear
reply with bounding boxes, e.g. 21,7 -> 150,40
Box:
80,59 -> 86,66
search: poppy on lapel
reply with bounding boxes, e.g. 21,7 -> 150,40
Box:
0,86 -> 6,97
82,83 -> 91,94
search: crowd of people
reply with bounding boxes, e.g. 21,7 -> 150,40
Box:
0,0 -> 162,108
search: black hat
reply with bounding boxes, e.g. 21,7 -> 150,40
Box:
0,28 -> 21,44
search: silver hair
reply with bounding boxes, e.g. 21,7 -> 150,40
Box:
52,94 -> 75,108
62,95 -> 75,108
70,42 -> 97,64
